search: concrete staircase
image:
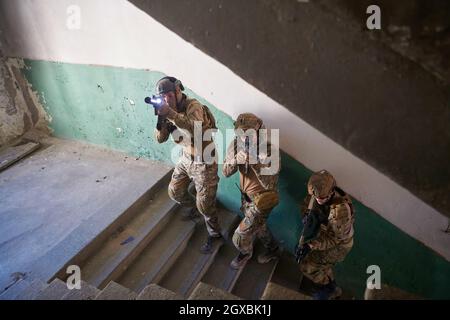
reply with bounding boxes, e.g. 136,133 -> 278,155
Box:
0,253 -> 314,300
0,139 -> 423,300
0,172 -> 330,301
53,170 -> 179,290
1,251 -> 419,300
20,160 -> 427,300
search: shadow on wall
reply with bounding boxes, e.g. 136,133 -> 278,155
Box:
331,0 -> 450,34
322,0 -> 450,83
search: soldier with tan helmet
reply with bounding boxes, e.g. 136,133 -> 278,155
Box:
154,76 -> 223,254
223,113 -> 281,269
296,170 -> 355,300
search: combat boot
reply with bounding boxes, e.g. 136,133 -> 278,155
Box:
230,252 -> 252,269
200,234 -> 222,254
312,280 -> 342,300
257,246 -> 281,264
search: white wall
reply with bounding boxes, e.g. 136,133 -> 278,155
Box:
1,0 -> 448,260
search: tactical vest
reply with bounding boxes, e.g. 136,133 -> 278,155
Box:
330,187 -> 355,218
307,188 -> 353,213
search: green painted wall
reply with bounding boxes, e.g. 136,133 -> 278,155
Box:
22,59 -> 450,299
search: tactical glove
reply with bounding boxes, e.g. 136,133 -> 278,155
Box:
294,243 -> 311,264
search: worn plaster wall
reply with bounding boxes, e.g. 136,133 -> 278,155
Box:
0,51 -> 49,147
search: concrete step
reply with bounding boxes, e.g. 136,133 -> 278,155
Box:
261,282 -> 311,300
95,281 -> 137,300
271,252 -> 340,299
15,279 -> 48,300
0,140 -> 40,172
231,242 -> 279,300
77,185 -> 178,289
365,283 -> 423,300
188,282 -> 241,300
34,279 -> 70,300
50,169 -> 173,285
61,280 -> 100,300
201,215 -> 283,298
269,251 -> 303,292
200,237 -> 245,293
270,252 -> 355,300
159,208 -> 240,298
136,284 -> 182,300
0,278 -> 31,300
116,210 -> 196,293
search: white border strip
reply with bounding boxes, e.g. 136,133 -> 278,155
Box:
2,0 -> 449,260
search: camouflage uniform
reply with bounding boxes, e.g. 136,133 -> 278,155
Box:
223,114 -> 280,256
231,199 -> 279,255
156,94 -> 221,237
299,190 -> 355,285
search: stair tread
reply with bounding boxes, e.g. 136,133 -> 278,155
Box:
159,208 -> 239,297
15,279 -> 48,300
116,210 -> 196,292
50,170 -> 173,285
201,239 -> 244,293
270,251 -> 303,291
365,283 -> 423,300
61,280 -> 100,300
95,281 -> 137,300
0,141 -> 40,172
261,282 -> 311,300
0,278 -> 30,300
34,279 -> 70,300
231,242 -> 279,300
137,284 -> 182,300
80,188 -> 177,288
189,282 -> 241,300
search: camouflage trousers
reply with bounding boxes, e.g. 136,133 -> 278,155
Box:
232,200 -> 278,255
168,155 -> 221,237
299,243 -> 353,285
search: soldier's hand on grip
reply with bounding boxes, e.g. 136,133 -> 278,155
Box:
295,243 -> 311,264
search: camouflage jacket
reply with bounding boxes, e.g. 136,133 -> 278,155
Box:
223,137 -> 280,192
155,94 -> 216,157
306,189 -> 355,251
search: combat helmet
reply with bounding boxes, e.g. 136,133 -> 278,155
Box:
234,113 -> 263,131
307,170 -> 336,199
156,76 -> 184,95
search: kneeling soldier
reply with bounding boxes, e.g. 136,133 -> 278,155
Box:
223,113 -> 281,269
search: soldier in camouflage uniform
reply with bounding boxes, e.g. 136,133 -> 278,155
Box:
297,170 -> 355,300
155,76 -> 223,254
223,113 -> 281,269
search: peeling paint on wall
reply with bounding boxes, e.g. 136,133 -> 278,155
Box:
0,56 -> 50,147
